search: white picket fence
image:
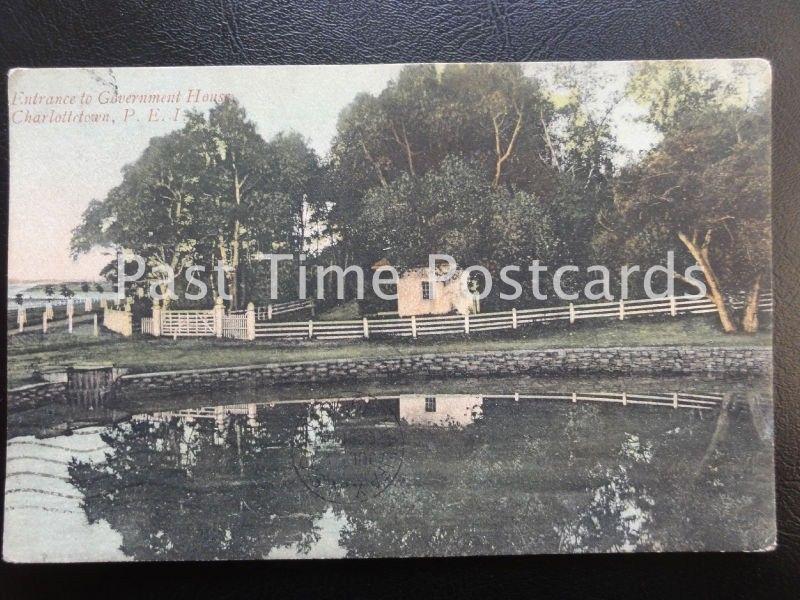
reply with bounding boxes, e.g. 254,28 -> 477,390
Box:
141,301 -> 255,339
222,312 -> 249,339
141,317 -> 155,335
254,292 -> 773,341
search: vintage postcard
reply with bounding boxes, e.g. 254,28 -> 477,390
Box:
5,60 -> 774,561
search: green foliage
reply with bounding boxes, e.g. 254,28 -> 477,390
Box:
603,98 -> 770,293
71,98 -> 322,307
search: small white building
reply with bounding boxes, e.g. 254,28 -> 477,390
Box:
373,260 -> 477,317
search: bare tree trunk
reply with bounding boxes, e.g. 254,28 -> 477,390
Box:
391,122 -> 416,177
360,138 -> 388,187
230,223 -> 240,310
229,166 -> 244,310
678,231 -> 737,333
492,106 -> 524,187
741,274 -> 762,333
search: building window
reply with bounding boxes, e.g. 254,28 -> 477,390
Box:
425,396 -> 436,412
421,281 -> 431,300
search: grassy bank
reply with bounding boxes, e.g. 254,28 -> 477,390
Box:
6,313 -> 771,389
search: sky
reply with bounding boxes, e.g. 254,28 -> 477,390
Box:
7,60 -> 770,284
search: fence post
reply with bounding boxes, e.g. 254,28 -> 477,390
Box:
67,299 -> 74,333
572,392 -> 577,404
124,303 -> 132,336
618,299 -> 625,320
673,392 -> 678,409
246,302 -> 256,341
17,307 -> 25,332
411,315 -> 417,339
622,391 -> 627,406
267,304 -> 273,320
93,314 -> 99,337
669,296 -> 677,317
100,297 -> 107,310
46,302 -> 53,319
464,313 -> 470,334
213,297 -> 224,338
42,310 -> 48,334
512,307 -> 517,329
308,320 -> 314,339
84,297 -> 92,312
569,303 -> 575,324
152,300 -> 162,337
362,317 -> 369,339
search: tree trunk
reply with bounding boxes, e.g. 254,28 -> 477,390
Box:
677,231 -> 737,333
229,166 -> 243,310
492,108 -> 524,187
230,225 -> 240,310
360,139 -> 388,187
741,274 -> 762,333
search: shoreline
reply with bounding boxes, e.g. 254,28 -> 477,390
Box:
8,345 -> 771,410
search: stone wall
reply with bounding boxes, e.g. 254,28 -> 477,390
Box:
115,346 -> 771,396
7,382 -> 68,410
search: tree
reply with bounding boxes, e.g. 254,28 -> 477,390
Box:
60,284 -> 74,298
607,101 -> 769,332
326,64 -> 560,277
94,282 -> 105,293
14,293 -> 23,305
71,124 -> 209,302
80,281 -> 90,294
44,284 -> 55,298
71,98 -> 321,309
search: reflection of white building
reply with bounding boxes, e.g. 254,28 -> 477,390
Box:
398,394 -> 483,427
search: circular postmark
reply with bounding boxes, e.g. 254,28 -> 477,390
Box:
290,399 -> 404,504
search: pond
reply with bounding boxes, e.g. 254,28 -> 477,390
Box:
3,374 -> 775,561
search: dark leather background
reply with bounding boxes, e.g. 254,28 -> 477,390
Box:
1,1 -> 798,598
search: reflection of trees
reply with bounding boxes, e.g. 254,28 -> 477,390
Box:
69,405 -> 328,560
338,395 -> 773,556
68,381 -> 775,558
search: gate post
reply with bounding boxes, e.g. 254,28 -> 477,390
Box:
246,302 -> 256,341
213,296 -> 224,338
152,300 -> 162,337
124,303 -> 133,336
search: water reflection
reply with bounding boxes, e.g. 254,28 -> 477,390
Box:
3,378 -> 775,560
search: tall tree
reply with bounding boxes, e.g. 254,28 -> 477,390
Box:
607,101 -> 770,332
